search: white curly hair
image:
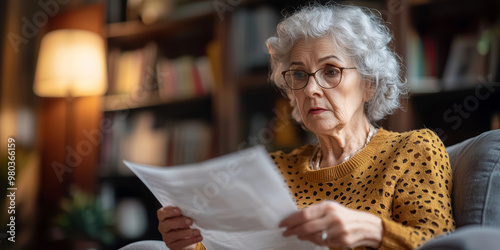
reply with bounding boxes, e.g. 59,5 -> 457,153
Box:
266,3 -> 408,124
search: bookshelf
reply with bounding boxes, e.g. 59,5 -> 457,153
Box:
97,0 -> 500,248
99,2 -> 220,248
388,0 -> 500,145
103,92 -> 211,112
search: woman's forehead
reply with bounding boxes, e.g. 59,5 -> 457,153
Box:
290,37 -> 349,64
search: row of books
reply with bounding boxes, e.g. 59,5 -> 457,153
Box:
157,55 -> 214,99
406,28 -> 440,93
230,5 -> 279,73
407,26 -> 499,92
100,111 -> 214,176
107,42 -> 216,99
107,43 -> 158,95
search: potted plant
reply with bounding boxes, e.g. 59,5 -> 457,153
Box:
54,187 -> 114,250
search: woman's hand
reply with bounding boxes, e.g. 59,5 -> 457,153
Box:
157,206 -> 202,250
279,201 -> 383,249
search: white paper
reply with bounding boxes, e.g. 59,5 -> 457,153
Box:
123,146 -> 327,250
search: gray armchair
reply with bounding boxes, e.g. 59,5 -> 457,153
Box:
448,129 -> 500,228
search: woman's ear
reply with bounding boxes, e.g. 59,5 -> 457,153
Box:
363,80 -> 375,103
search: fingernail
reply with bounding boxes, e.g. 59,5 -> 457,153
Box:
173,208 -> 180,214
193,229 -> 200,236
185,218 -> 193,225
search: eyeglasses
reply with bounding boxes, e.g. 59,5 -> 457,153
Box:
281,66 -> 357,90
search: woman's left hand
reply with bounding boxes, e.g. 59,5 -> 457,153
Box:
279,200 -> 383,249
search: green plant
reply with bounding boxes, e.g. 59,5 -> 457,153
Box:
54,187 -> 115,245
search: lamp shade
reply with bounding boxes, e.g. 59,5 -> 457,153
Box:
34,29 -> 107,97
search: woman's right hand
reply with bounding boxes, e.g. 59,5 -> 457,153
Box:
157,206 -> 203,250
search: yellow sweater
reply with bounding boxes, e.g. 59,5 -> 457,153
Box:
271,128 -> 455,250
196,128 -> 454,250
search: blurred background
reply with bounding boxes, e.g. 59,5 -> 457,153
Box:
0,0 -> 499,249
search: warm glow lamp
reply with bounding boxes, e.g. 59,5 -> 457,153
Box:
34,29 -> 107,97
34,29 -> 107,189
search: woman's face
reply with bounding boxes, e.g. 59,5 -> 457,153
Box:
290,37 -> 371,134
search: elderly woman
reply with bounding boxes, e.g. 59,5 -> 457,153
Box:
265,4 -> 454,249
154,4 -> 454,250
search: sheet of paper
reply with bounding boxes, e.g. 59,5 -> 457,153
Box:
123,146 -> 327,250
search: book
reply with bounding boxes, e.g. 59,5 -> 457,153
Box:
101,110 -> 213,175
157,55 -> 215,100
406,28 -> 440,93
107,43 -> 158,96
165,120 -> 213,165
230,6 -> 279,73
206,40 -> 222,88
114,49 -> 144,94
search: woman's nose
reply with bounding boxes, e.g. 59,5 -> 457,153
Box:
303,74 -> 323,97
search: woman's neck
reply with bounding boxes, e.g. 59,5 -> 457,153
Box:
316,117 -> 372,168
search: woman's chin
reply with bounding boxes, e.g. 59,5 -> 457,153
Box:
305,121 -> 341,134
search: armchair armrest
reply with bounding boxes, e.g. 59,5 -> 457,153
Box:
446,129 -> 500,228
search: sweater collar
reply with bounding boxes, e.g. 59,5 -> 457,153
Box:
298,128 -> 389,182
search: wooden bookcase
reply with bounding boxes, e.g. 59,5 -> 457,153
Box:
380,0 -> 500,145
99,7 -> 220,248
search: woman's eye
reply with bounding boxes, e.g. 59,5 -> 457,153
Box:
324,67 -> 340,76
293,71 -> 307,79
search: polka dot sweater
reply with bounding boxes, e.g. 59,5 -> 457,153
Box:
270,128 -> 455,250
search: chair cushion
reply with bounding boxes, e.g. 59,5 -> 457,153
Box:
119,240 -> 168,250
417,225 -> 500,250
446,129 -> 500,228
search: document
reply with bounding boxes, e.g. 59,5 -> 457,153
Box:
123,146 -> 327,250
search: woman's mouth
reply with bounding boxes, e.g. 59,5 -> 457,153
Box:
308,107 -> 327,114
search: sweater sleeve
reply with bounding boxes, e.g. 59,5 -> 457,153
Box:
379,129 -> 455,250
195,242 -> 206,250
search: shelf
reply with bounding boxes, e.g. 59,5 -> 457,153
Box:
238,72 -> 271,89
106,11 -> 214,46
103,92 -> 211,112
98,174 -> 143,184
410,0 -> 498,22
410,82 -> 500,98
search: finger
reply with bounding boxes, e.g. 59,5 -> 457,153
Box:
279,201 -> 337,229
323,224 -> 351,244
279,207 -> 323,230
157,206 -> 181,222
163,228 -> 201,244
296,230 -> 330,246
167,235 -> 203,250
296,215 -> 353,247
282,217 -> 326,237
297,208 -> 349,237
158,216 -> 194,233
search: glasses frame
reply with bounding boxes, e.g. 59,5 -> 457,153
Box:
281,66 -> 357,90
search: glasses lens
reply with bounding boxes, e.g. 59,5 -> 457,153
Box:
284,70 -> 308,89
317,66 -> 341,88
